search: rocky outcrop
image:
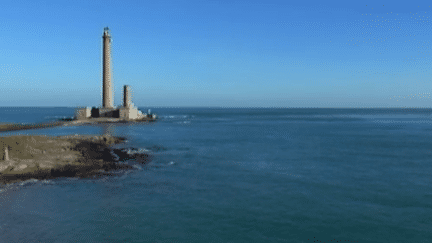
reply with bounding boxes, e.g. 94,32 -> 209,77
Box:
0,135 -> 149,185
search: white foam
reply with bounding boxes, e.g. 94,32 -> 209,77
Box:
19,179 -> 39,186
126,148 -> 151,155
42,180 -> 55,184
162,115 -> 189,119
176,121 -> 191,124
138,148 -> 150,153
133,165 -> 143,170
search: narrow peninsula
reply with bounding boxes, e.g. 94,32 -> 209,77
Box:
0,135 -> 149,186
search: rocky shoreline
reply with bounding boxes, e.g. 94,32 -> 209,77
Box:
0,135 -> 149,185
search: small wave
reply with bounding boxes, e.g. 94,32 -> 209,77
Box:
19,179 -> 39,186
44,115 -> 72,120
177,121 -> 191,124
169,161 -> 175,165
42,180 -> 55,184
138,148 -> 151,153
161,115 -> 178,119
161,115 -> 190,119
133,165 -> 143,170
125,148 -> 151,155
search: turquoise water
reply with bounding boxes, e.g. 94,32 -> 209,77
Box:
0,107 -> 431,243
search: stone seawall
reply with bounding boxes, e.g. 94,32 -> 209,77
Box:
0,116 -> 157,133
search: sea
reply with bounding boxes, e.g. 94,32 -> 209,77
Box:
0,107 -> 431,243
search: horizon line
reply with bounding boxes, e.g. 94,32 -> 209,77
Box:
0,106 -> 431,109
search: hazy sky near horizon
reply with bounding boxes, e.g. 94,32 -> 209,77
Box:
1,0 -> 431,108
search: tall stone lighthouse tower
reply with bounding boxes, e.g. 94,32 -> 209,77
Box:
74,27 -> 152,120
102,27 -> 114,108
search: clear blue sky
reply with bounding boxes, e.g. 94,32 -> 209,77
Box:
1,0 -> 431,108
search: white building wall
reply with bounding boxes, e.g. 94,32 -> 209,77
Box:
119,106 -> 139,120
75,107 -> 91,120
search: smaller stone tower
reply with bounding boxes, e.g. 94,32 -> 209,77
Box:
123,85 -> 131,108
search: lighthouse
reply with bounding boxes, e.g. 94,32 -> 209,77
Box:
102,27 -> 114,108
74,27 -> 151,121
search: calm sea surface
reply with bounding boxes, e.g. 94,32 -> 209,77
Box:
0,107 -> 431,243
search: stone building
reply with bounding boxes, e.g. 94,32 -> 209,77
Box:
75,27 -> 145,120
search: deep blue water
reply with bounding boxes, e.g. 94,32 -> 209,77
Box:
0,107 -> 431,243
